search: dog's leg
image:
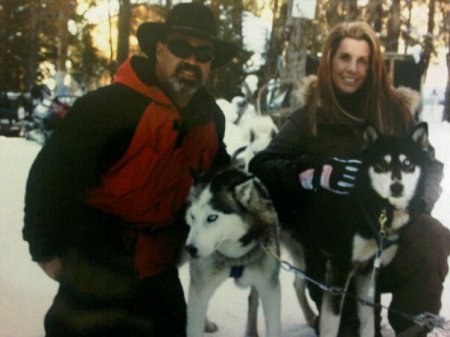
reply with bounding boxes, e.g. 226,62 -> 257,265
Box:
293,273 -> 317,327
290,248 -> 317,327
256,278 -> 282,337
281,230 -> 317,327
320,291 -> 341,337
187,277 -> 221,337
245,286 -> 260,337
319,262 -> 349,337
355,272 -> 375,337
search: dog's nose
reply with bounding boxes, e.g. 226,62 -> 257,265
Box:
186,244 -> 199,258
390,182 -> 404,196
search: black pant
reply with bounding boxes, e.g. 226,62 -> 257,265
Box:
304,214 -> 450,335
45,268 -> 186,337
378,214 -> 450,333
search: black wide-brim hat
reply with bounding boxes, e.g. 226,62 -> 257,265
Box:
137,3 -> 239,68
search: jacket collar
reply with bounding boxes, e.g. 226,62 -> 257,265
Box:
114,56 -> 215,127
114,56 -> 172,105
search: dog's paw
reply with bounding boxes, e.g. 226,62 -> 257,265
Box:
204,318 -> 218,333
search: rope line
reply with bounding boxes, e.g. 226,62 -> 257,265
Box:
261,243 -> 450,335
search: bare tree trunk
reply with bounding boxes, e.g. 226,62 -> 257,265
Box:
404,0 -> 413,54
107,0 -> 115,82
209,0 -> 220,18
386,0 -> 401,51
208,0 -> 245,99
444,51 -> 450,122
281,0 -> 307,108
117,0 -> 131,65
207,0 -> 220,92
258,0 -> 286,87
326,0 -> 341,28
366,0 -> 383,32
346,0 -> 359,21
27,0 -> 41,90
165,0 -> 172,10
55,1 -> 72,72
420,0 -> 436,79
0,0 -> 9,91
444,4 -> 450,122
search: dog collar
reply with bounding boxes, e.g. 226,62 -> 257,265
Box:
213,243 -> 267,279
380,236 -> 398,250
359,203 -> 391,247
229,265 -> 245,278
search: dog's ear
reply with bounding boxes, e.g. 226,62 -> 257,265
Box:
362,124 -> 379,148
190,165 -> 233,184
234,176 -> 271,210
189,167 -> 212,184
189,168 -> 202,182
223,168 -> 252,187
231,145 -> 247,162
234,178 -> 254,207
410,122 -> 430,151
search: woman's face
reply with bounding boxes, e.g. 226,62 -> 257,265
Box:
331,37 -> 370,94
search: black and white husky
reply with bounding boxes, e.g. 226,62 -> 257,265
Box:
296,122 -> 430,337
184,168 -> 282,337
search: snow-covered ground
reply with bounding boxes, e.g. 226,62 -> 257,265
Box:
1,116 -> 449,337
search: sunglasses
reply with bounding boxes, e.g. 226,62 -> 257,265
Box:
166,39 -> 215,63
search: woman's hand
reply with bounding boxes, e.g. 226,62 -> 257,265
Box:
320,157 -> 361,194
298,157 -> 361,195
38,257 -> 62,281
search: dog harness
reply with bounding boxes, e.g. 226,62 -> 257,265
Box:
212,243 -> 268,279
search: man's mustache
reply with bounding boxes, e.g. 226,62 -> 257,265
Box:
175,63 -> 202,81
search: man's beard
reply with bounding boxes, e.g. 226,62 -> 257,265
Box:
167,63 -> 203,97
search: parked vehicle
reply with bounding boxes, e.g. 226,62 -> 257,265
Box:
21,95 -> 78,144
22,95 -> 77,144
0,92 -> 32,137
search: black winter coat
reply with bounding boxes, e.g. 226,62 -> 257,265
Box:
249,80 -> 443,225
23,56 -> 230,267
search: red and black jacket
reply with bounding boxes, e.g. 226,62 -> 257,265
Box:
23,56 -> 230,278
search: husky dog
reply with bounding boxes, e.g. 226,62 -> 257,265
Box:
229,115 -> 279,171
185,167 -> 282,337
295,122 -> 430,337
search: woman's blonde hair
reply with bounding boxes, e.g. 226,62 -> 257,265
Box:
307,21 -> 412,135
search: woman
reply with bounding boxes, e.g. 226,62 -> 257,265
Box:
249,21 -> 450,336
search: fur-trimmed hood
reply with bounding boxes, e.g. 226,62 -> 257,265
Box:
295,75 -> 421,116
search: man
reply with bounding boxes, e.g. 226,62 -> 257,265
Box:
23,3 -> 238,337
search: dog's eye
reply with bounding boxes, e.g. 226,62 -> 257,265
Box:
207,214 -> 218,223
402,159 -> 412,167
402,158 -> 414,170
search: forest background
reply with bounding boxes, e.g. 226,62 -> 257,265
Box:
0,0 -> 449,119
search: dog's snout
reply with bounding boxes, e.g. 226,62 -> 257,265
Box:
186,244 -> 199,258
390,182 -> 404,196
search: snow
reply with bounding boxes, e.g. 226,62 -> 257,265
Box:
0,138 -> 58,337
1,117 -> 450,337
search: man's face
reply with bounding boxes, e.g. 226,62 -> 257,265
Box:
155,32 -> 214,100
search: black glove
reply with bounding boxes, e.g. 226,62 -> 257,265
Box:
298,157 -> 362,195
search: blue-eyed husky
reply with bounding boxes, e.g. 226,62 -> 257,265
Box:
297,122 -> 430,337
184,168 -> 282,337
